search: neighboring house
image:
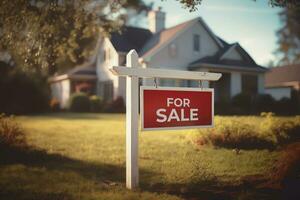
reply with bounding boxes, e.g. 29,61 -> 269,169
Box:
49,63 -> 97,108
265,64 -> 300,100
50,8 -> 267,108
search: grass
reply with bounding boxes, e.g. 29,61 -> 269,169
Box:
0,113 -> 288,200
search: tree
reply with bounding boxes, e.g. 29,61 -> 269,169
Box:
1,0 -> 298,76
0,0 -> 149,75
171,0 -> 299,12
276,6 -> 300,64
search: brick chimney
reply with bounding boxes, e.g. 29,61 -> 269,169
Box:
148,7 -> 165,33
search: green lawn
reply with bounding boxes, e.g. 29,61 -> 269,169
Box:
0,113 -> 281,200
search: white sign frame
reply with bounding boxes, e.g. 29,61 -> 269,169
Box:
109,49 -> 221,189
140,86 -> 214,131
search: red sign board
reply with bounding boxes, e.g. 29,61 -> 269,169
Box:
140,87 -> 214,131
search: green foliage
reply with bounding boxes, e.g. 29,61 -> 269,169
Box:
104,96 -> 126,113
68,93 -> 90,112
0,0 -> 148,75
0,62 -> 50,115
254,94 -> 276,113
276,6 -> 300,64
89,95 -> 104,112
194,114 -> 300,150
169,0 -> 299,12
0,114 -> 26,148
231,93 -> 253,114
274,97 -> 297,115
217,93 -> 298,115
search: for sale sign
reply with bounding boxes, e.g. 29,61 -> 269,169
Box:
140,86 -> 214,131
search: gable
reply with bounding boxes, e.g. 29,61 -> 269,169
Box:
221,46 -> 243,60
140,17 -> 224,61
145,20 -> 222,69
189,41 -> 267,73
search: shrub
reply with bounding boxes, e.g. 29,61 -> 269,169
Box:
231,93 -> 253,115
260,113 -> 300,145
223,92 -> 298,115
0,114 -> 26,148
207,121 -> 274,149
0,62 -> 50,114
194,114 -> 300,150
104,96 -> 125,113
89,95 -> 103,112
215,99 -> 232,115
274,97 -> 296,115
254,94 -> 276,113
68,93 -> 90,112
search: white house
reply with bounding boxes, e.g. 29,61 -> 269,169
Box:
265,64 -> 300,100
50,8 -> 267,108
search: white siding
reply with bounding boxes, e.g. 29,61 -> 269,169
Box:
97,38 -> 119,81
50,79 -> 70,108
258,73 -> 265,94
146,22 -> 220,70
222,48 -> 243,60
265,87 -> 292,100
96,38 -> 123,100
143,22 -> 220,87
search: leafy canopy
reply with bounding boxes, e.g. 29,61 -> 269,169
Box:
276,6 -> 300,64
171,0 -> 299,12
0,0 -> 299,75
0,0 -> 148,75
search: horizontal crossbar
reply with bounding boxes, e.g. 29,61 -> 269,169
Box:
110,66 -> 222,81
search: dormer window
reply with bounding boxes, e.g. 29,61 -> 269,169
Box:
193,34 -> 200,52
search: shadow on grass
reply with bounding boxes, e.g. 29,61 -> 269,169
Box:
0,144 -> 298,200
0,145 -> 127,183
25,112 -> 124,121
0,145 -> 232,200
0,145 -> 140,200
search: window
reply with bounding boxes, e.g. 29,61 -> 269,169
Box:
168,43 -> 177,57
193,34 -> 200,52
160,79 -> 174,87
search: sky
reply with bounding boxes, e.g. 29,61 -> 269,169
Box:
135,0 -> 282,66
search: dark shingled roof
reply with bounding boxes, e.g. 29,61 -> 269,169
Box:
110,26 -> 153,53
189,43 -> 267,72
67,64 -> 96,76
265,64 -> 300,87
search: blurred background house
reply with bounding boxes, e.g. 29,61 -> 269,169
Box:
50,8 -> 268,108
49,63 -> 97,108
265,64 -> 300,100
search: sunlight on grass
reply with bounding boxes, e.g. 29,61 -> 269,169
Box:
0,113 -> 283,199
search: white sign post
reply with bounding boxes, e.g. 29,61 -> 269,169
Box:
125,50 -> 139,189
110,49 -> 222,190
